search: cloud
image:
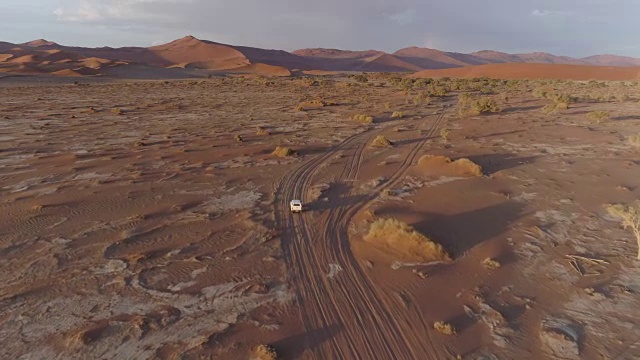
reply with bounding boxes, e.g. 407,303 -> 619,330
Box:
54,0 -> 194,22
40,0 -> 640,57
387,8 -> 417,25
531,9 -> 573,17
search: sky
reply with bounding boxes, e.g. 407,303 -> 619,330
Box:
1,0 -> 639,57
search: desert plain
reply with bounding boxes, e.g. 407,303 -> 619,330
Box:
1,40 -> 640,360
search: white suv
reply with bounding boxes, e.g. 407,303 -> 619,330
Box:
290,200 -> 302,213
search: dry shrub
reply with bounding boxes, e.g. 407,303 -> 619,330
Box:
605,202 -> 640,259
371,135 -> 393,147
256,126 -> 270,136
111,108 -> 125,115
272,146 -> 295,157
391,111 -> 404,118
417,155 -> 483,177
364,218 -> 451,263
471,97 -> 501,114
587,110 -> 610,122
629,134 -> 640,148
482,257 -> 502,270
440,128 -> 451,142
252,344 -> 278,360
433,321 -> 456,335
352,114 -> 375,124
297,99 -> 337,111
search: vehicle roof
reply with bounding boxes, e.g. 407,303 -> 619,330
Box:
291,200 -> 302,203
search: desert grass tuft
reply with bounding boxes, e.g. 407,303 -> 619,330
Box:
433,321 -> 456,335
587,110 -> 610,122
272,146 -> 295,157
605,202 -> 640,259
364,218 -> 451,262
253,344 -> 278,360
371,135 -> 393,148
482,257 -> 502,270
352,114 -> 375,124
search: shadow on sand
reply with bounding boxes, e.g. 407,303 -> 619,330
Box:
376,200 -> 527,258
272,323 -> 344,360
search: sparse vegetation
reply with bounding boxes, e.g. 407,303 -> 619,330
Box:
253,344 -> 278,360
471,97 -> 502,114
371,135 -> 393,147
256,126 -> 270,135
391,111 -> 404,118
297,99 -> 336,111
272,146 -> 295,157
440,128 -> 451,142
605,202 -> 640,259
457,93 -> 502,116
629,134 -> 640,148
587,110 -> 610,122
482,257 -> 502,270
364,218 -> 451,262
352,114 -> 374,124
433,321 -> 456,335
235,134 -> 243,142
413,91 -> 431,105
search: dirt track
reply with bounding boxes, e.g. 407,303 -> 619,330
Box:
274,106 -> 450,359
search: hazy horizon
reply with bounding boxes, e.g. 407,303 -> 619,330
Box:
1,0 -> 639,58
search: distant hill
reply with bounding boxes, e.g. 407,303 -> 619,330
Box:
411,63 -> 640,81
2,35 -> 640,78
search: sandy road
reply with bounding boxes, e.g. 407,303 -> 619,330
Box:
274,106 -> 449,359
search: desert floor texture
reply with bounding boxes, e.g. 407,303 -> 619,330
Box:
1,74 -> 640,360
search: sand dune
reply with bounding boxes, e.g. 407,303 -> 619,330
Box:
2,36 -> 640,78
149,36 -> 250,69
394,47 -> 483,68
412,63 -> 640,81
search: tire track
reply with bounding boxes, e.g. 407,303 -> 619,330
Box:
274,105 -> 450,359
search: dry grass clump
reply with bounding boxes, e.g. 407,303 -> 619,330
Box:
391,111 -> 404,118
440,128 -> 451,142
371,135 -> 393,147
352,114 -> 375,124
297,99 -> 337,111
417,155 -> 483,177
364,218 -> 451,263
471,97 -> 502,114
111,108 -> 125,115
587,110 -> 610,122
256,126 -> 270,136
252,344 -> 278,360
433,321 -> 456,335
629,134 -> 640,148
482,257 -> 502,270
605,201 -> 640,259
272,146 -> 295,157
457,94 -> 501,116
413,91 -> 431,105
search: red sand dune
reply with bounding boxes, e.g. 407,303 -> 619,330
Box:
394,47 -> 482,68
411,63 -> 640,81
148,36 -> 249,69
3,36 -> 640,78
79,57 -> 113,69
